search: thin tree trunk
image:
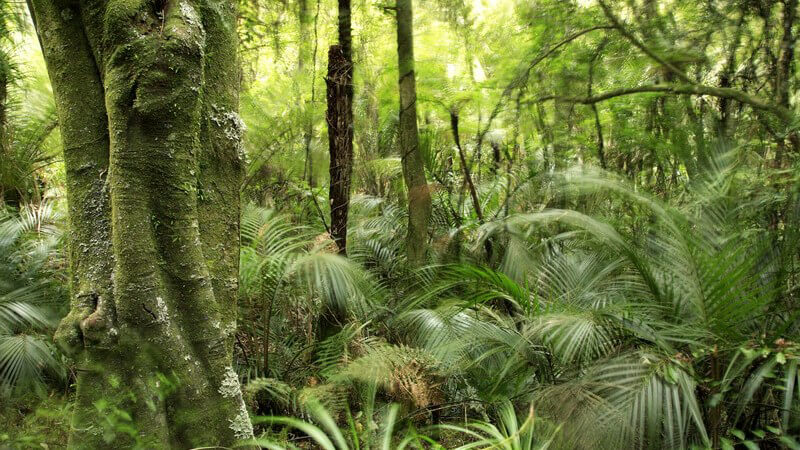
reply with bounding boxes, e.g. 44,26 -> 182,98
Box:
0,66 -> 6,147
396,0 -> 431,266
450,111 -> 482,223
490,140 -> 501,175
300,0 -> 320,189
588,39 -> 608,169
776,0 -> 796,114
450,110 -> 493,259
0,64 -> 6,204
29,0 -> 253,447
775,0 -> 798,161
717,11 -> 745,142
297,0 -> 310,72
326,0 -> 354,255
299,0 -> 311,185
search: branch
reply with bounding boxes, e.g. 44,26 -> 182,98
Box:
535,84 -> 792,122
510,25 -> 615,92
597,0 -> 693,84
475,25 -> 614,148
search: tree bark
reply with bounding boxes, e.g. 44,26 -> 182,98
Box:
396,0 -> 431,266
297,0 -> 310,72
0,53 -> 11,206
490,140 -> 501,175
29,0 -> 252,447
0,59 -> 6,203
326,0 -> 354,255
588,39 -> 607,169
0,63 -> 6,147
775,0 -> 798,162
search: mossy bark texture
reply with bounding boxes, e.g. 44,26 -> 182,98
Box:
28,0 -> 252,447
396,0 -> 431,266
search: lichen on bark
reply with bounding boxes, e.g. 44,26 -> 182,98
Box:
27,0 -> 252,447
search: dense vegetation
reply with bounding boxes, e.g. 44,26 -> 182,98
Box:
2,0 -> 800,448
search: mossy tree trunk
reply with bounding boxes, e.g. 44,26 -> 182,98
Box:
326,0 -> 353,255
28,0 -> 253,447
396,0 -> 431,266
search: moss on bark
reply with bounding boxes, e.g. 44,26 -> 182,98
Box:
29,0 -> 252,447
396,0 -> 431,266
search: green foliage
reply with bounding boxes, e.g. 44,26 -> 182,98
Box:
436,400 -> 560,450
0,392 -> 71,448
0,202 -> 66,397
6,0 -> 800,447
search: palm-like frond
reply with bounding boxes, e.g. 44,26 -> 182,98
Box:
1,74 -> 60,204
376,159 -> 792,445
0,334 -> 62,396
0,203 -> 67,396
239,205 -> 383,324
348,195 -> 407,276
535,352 -> 707,449
0,284 -> 54,333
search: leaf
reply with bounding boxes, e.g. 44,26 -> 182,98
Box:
251,416 -> 338,450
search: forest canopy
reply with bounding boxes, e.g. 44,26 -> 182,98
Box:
2,0 -> 800,448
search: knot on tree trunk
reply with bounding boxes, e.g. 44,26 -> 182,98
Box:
54,292 -> 117,354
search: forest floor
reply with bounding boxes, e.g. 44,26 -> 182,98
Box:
1,394 -> 71,448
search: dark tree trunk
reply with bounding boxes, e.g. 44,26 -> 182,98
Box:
326,44 -> 353,255
0,63 -> 6,203
490,140 -> 502,175
450,110 -> 492,259
326,0 -> 353,255
450,111 -> 482,223
0,66 -> 6,145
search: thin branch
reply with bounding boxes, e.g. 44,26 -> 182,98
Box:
597,0 -> 693,84
594,0 -> 794,126
309,188 -> 330,234
476,25 -> 614,144
450,111 -> 483,223
535,84 -> 792,123
513,25 -> 615,91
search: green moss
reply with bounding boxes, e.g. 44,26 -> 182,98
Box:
32,0 -> 251,447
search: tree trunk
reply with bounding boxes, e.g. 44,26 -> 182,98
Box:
0,63 -> 6,147
29,0 -> 252,447
297,0 -> 310,72
450,111 -> 483,223
0,60 -> 6,203
298,0 -> 317,190
326,0 -> 354,255
775,0 -> 798,160
588,39 -> 607,169
396,0 -> 431,266
490,140 -> 501,175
